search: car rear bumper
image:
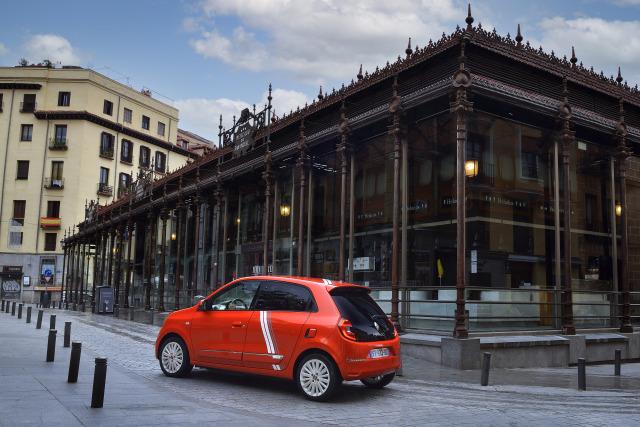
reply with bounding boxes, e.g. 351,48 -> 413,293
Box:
339,338 -> 401,380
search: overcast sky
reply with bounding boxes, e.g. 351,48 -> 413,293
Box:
1,0 -> 639,140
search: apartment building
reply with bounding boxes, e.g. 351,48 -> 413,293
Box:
0,65 -> 195,302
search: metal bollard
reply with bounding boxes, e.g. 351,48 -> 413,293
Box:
68,342 -> 82,383
64,322 -> 71,348
1,300 -> 4,311
49,314 -> 56,330
26,306 -> 32,323
11,302 -> 16,316
46,329 -> 57,362
614,349 -> 622,376
17,304 -> 23,319
59,301 -> 62,309
7,301 -> 11,313
481,352 -> 492,386
91,358 -> 108,408
36,310 -> 43,329
577,358 -> 586,390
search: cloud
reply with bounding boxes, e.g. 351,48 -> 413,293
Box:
0,42 -> 8,56
175,88 -> 309,141
537,17 -> 640,86
24,34 -> 80,65
188,0 -> 460,83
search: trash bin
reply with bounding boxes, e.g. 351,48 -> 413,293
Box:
96,286 -> 114,314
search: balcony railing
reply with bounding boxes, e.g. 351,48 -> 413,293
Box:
99,148 -> 114,159
20,102 -> 37,113
44,177 -> 65,189
49,138 -> 68,150
97,183 -> 113,196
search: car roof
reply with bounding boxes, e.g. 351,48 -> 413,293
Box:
236,275 -> 370,292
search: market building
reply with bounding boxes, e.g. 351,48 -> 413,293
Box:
61,8 -> 640,365
0,65 -> 196,304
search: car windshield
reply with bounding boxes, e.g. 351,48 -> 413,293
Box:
331,287 -> 395,341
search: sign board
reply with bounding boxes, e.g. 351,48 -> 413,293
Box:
22,276 -> 30,287
1,278 -> 21,300
353,257 -> 375,271
40,259 -> 56,286
233,120 -> 254,155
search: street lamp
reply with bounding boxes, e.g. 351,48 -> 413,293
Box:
464,159 -> 479,178
615,203 -> 622,217
170,232 -> 177,241
280,204 -> 291,217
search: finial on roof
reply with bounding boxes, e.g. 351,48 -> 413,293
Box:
318,85 -> 324,100
515,24 -> 523,46
465,3 -> 474,31
570,46 -> 577,67
617,66 -> 623,84
357,64 -> 363,81
405,37 -> 412,57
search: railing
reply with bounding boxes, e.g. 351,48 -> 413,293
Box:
99,148 -> 114,159
367,286 -> 640,333
20,102 -> 37,113
48,138 -> 68,150
97,183 -> 113,196
44,177 -> 65,189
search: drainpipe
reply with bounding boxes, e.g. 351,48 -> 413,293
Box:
0,89 -> 16,243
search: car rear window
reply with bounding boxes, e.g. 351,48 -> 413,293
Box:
331,287 -> 395,341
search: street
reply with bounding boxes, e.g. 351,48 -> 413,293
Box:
1,307 -> 639,426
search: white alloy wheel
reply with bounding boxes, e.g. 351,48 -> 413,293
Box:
161,341 -> 184,374
299,358 -> 331,397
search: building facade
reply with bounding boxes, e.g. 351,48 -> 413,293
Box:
63,13 -> 640,335
0,65 -> 195,303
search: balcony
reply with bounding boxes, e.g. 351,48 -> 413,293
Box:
97,183 -> 113,196
99,148 -> 114,159
40,217 -> 62,229
49,137 -> 68,150
20,102 -> 37,113
44,177 -> 65,189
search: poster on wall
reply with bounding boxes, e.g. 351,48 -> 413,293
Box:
1,278 -> 21,300
40,259 -> 56,286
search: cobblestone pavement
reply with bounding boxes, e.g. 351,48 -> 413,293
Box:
2,306 -> 640,426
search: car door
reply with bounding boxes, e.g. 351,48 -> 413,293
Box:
243,281 -> 314,371
190,280 -> 259,366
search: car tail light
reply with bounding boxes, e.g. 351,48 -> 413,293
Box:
338,318 -> 357,341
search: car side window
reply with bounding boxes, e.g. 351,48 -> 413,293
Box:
208,281 -> 259,311
254,281 -> 315,312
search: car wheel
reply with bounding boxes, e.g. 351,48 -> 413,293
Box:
296,353 -> 340,401
360,372 -> 395,389
159,336 -> 193,378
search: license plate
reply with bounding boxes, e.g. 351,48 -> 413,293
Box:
368,348 -> 390,359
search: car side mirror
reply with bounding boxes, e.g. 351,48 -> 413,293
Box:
197,299 -> 209,311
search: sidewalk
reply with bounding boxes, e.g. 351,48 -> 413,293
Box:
0,305 -> 318,427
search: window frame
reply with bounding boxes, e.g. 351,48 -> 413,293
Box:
120,139 -> 133,163
54,124 -> 67,143
253,280 -> 317,312
46,200 -> 61,218
57,91 -> 71,107
141,115 -> 150,130
204,280 -> 261,311
20,124 -> 33,141
12,200 -> 26,225
103,99 -> 113,116
16,160 -> 29,180
157,121 -> 166,136
123,107 -> 132,124
44,233 -> 57,251
99,167 -> 110,185
154,151 -> 166,173
99,132 -> 115,158
139,146 -> 150,168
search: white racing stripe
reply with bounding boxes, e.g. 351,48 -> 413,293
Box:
259,311 -> 281,371
322,278 -> 333,285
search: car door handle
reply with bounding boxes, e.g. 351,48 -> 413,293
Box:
231,321 -> 245,328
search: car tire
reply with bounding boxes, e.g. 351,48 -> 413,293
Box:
296,353 -> 341,401
159,336 -> 193,378
360,372 -> 395,389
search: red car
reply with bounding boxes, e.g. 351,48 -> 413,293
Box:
155,276 -> 401,400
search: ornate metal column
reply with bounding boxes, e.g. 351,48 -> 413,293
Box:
338,101 -> 350,282
558,77 -> 576,335
124,220 -> 133,308
450,32 -> 473,339
61,233 -> 67,306
76,241 -> 85,308
99,229 -> 107,287
107,228 -> 115,291
158,207 -> 168,312
69,242 -> 76,308
175,198 -> 185,309
211,177 -> 222,289
615,98 -> 633,333
192,192 -> 201,299
389,76 -> 402,326
144,210 -> 154,310
296,119 -> 308,276
263,151 -> 273,275
113,224 -> 124,315
92,231 -> 101,312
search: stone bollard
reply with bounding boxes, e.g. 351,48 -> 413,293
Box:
481,352 -> 492,386
49,314 -> 56,330
36,310 -> 44,329
46,329 -> 57,362
26,306 -> 32,323
17,304 -> 23,319
64,322 -> 71,348
91,358 -> 108,408
68,342 -> 82,383
614,349 -> 622,376
577,358 -> 586,391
